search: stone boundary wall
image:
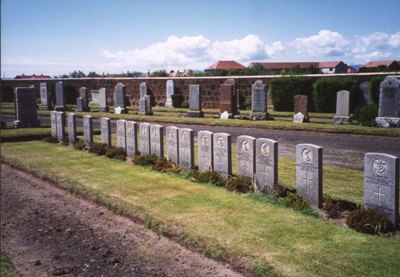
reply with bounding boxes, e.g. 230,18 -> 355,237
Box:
1,73 -> 394,108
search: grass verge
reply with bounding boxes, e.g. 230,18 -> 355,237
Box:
1,251 -> 19,277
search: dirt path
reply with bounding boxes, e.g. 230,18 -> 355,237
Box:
0,164 -> 244,277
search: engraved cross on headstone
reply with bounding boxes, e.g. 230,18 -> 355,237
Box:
216,154 -> 223,170
374,186 -> 385,205
241,160 -> 249,175
302,171 -> 313,193
261,165 -> 270,186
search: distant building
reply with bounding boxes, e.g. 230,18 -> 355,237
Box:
360,60 -> 400,72
14,74 -> 51,79
204,60 -> 246,71
249,61 -> 347,74
318,61 -> 348,74
347,66 -> 358,73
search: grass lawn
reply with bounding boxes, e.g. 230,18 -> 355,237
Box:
2,140 -> 399,277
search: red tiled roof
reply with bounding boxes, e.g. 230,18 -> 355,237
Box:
361,60 -> 398,68
318,61 -> 342,68
14,74 -> 52,79
204,60 -> 246,71
250,62 -> 318,70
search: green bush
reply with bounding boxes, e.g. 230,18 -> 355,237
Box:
312,77 -> 357,113
133,154 -> 158,166
281,192 -> 310,210
0,121 -> 6,129
346,208 -> 394,235
351,104 -> 378,126
369,76 -> 385,104
105,146 -> 126,161
185,170 -> 226,187
73,139 -> 85,150
152,158 -> 181,173
270,77 -> 313,111
181,101 -> 189,108
89,142 -> 108,156
171,94 -> 184,108
42,136 -> 59,144
225,176 -> 254,193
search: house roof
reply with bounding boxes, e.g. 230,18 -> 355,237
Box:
318,61 -> 343,68
14,74 -> 52,79
250,62 -> 319,70
361,60 -> 398,68
204,60 -> 246,71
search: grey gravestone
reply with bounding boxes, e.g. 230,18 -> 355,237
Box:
250,80 -> 268,120
165,80 -> 174,107
39,82 -> 51,110
79,87 -> 89,111
91,90 -> 100,104
178,128 -> 194,169
296,143 -> 323,208
67,113 -> 77,145
256,138 -> 278,191
13,87 -> 41,128
166,126 -> 179,164
333,90 -> 350,125
237,135 -> 256,179
219,79 -> 238,116
83,115 -> 93,146
114,83 -> 127,113
187,84 -> 204,117
364,153 -> 399,225
140,82 -> 148,98
293,95 -> 309,122
150,124 -> 164,158
139,95 -> 153,115
376,76 -> 400,127
139,123 -> 151,156
100,117 -> 111,147
56,112 -> 65,142
116,119 -> 127,151
54,81 -> 65,111
213,133 -> 232,176
50,111 -> 57,138
99,88 -> 109,112
293,112 -> 305,123
198,130 -> 213,171
126,121 -> 138,157
76,97 -> 84,112
359,81 -> 370,106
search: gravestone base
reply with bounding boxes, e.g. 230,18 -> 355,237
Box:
99,107 -> 109,112
115,108 -> 128,114
375,117 -> 400,128
13,118 -> 41,128
187,111 -> 204,118
165,100 -> 173,108
250,112 -> 268,120
333,116 -> 349,125
54,106 -> 66,112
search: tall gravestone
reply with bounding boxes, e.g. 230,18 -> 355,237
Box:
116,119 -> 127,151
126,121 -> 138,157
178,128 -> 194,169
13,87 -> 41,128
150,124 -> 164,158
333,90 -> 350,125
187,84 -> 204,117
83,115 -> 93,146
100,117 -> 111,147
198,130 -> 213,171
255,138 -> 278,191
237,135 -> 256,179
67,113 -> 77,145
39,82 -> 51,110
139,123 -> 151,156
376,76 -> 400,127
165,80 -> 174,107
359,81 -> 370,106
139,95 -> 152,115
166,126 -> 179,164
79,87 -> 89,111
213,133 -> 232,176
114,83 -> 127,114
140,82 -> 148,98
219,79 -> 238,117
250,80 -> 268,120
364,153 -> 399,225
50,111 -> 57,138
296,143 -> 323,208
293,95 -> 309,123
76,97 -> 84,112
56,111 -> 65,142
99,88 -> 109,112
54,81 -> 66,112
91,90 -> 100,104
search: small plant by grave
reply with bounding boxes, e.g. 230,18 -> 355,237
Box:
225,176 -> 254,193
42,136 -> 59,144
322,198 -> 358,219
105,146 -> 126,161
346,208 -> 394,235
152,158 -> 181,173
89,142 -> 108,156
281,192 -> 310,211
133,154 -> 158,166
350,104 -> 378,126
73,139 -> 85,151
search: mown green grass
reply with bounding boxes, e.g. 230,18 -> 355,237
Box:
2,141 -> 399,277
0,251 -> 19,277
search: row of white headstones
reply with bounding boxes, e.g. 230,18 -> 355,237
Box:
50,111 -> 399,226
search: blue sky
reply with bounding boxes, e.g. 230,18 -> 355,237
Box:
1,0 -> 400,77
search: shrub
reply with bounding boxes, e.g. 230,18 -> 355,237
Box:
281,192 -> 310,210
152,158 -> 181,173
171,93 -> 184,108
369,76 -> 386,104
270,77 -> 313,111
181,101 -> 189,108
133,154 -> 158,166
346,208 -> 394,235
225,176 -> 254,193
185,170 -> 226,187
0,121 -> 6,129
73,139 -> 85,150
42,136 -> 59,144
351,104 -> 378,126
89,142 -> 108,156
312,77 -> 357,113
322,199 -> 358,219
105,146 -> 126,161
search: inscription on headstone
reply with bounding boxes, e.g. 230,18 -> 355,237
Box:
166,126 -> 179,164
150,124 -> 164,158
140,82 -> 148,98
13,87 -> 41,128
296,143 -> 323,208
99,88 -> 109,112
178,128 -> 194,169
139,123 -> 151,156
39,82 -> 51,110
165,80 -> 174,107
187,84 -> 204,117
250,80 -> 268,120
376,76 -> 400,127
114,83 -> 127,113
100,117 -> 111,147
255,138 -> 278,191
126,121 -> 138,157
198,131 -> 213,171
116,119 -> 127,151
364,153 -> 399,225
91,90 -> 100,104
237,136 -> 256,179
83,115 -> 93,146
67,113 -> 77,145
333,90 -> 350,124
55,81 -> 65,111
213,133 -> 232,176
56,111 -> 65,142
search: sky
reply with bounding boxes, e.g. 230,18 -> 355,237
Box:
1,0 -> 400,77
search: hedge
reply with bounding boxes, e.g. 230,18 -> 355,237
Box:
270,77 -> 313,111
369,76 -> 386,105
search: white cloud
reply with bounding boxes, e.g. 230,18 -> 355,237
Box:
351,32 -> 400,61
265,41 -> 285,57
388,32 -> 400,47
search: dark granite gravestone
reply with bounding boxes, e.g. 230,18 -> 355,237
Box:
296,143 -> 323,208
178,128 -> 194,169
50,111 -> 57,138
255,138 -> 278,191
39,82 -> 51,110
99,88 -> 109,112
333,90 -> 350,124
187,84 -> 204,117
114,83 -> 127,113
13,87 -> 41,128
116,119 -> 127,151
150,124 -> 164,158
126,121 -> 138,157
67,113 -> 77,145
83,115 -> 93,146
364,153 -> 399,225
198,130 -> 213,172
219,79 -> 238,116
165,80 -> 174,107
358,81 -> 370,106
79,87 -> 89,111
250,80 -> 268,120
376,76 -> 400,127
213,133 -> 232,177
166,126 -> 179,164
54,81 -> 66,111
56,111 -> 65,142
100,117 -> 111,147
139,123 -> 151,156
293,95 -> 309,122
76,97 -> 84,112
237,135 -> 256,179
